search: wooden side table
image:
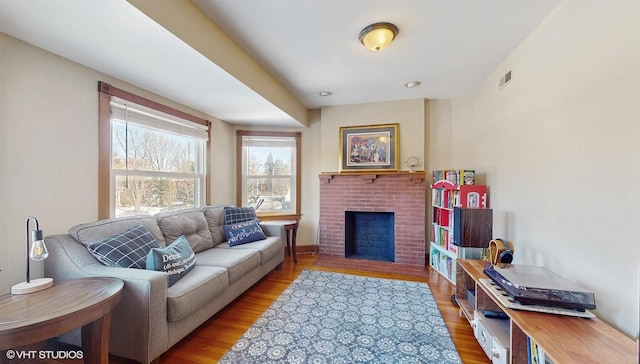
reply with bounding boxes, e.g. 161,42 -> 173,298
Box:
0,277 -> 124,364
262,220 -> 299,263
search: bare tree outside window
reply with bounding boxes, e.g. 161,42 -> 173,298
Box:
111,120 -> 203,217
246,149 -> 292,211
98,82 -> 209,219
237,131 -> 300,218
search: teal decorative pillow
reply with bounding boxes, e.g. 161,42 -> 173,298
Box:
87,223 -> 159,269
223,219 -> 267,247
146,235 -> 196,287
223,206 -> 257,224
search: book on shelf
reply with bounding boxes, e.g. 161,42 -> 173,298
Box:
439,255 -> 447,275
447,241 -> 459,255
430,248 -> 440,270
432,225 -> 449,248
445,170 -> 458,184
443,256 -> 455,282
431,188 -> 451,208
527,337 -> 550,364
442,228 -> 449,248
432,169 -> 475,185
434,208 -> 450,226
432,189 -> 439,206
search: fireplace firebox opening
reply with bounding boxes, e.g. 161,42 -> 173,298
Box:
344,211 -> 395,262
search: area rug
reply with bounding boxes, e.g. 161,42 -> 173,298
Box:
220,269 -> 461,363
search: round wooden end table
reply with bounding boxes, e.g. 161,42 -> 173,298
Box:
0,277 -> 124,364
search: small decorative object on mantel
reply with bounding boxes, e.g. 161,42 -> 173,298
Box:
339,123 -> 399,172
404,156 -> 422,172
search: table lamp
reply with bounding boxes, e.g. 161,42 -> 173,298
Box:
11,216 -> 54,294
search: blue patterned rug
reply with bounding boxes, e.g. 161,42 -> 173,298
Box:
220,269 -> 461,363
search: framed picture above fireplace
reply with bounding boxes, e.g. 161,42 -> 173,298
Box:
339,123 -> 399,172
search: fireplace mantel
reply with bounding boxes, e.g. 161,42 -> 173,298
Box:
319,171 -> 425,184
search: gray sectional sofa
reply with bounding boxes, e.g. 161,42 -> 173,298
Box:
44,205 -> 284,364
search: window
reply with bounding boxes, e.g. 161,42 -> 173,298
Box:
236,131 -> 301,219
99,82 -> 210,218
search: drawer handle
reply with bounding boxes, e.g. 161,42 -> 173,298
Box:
480,331 -> 487,342
492,348 -> 500,358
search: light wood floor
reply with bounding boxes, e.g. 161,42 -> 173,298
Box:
45,253 -> 490,363
157,253 -> 490,364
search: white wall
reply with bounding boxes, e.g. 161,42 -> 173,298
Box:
0,33 -> 234,294
209,119 -> 236,205
320,99 -> 426,172
425,98 -> 453,174
432,1 -> 639,337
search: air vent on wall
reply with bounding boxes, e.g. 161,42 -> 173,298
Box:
498,70 -> 512,89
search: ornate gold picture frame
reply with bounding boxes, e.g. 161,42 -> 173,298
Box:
339,123 -> 399,172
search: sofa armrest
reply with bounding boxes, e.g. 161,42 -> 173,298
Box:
45,234 -> 169,364
260,223 -> 282,238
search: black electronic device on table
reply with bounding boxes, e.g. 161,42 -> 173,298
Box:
483,263 -> 596,311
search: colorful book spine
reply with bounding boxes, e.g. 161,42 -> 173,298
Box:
527,336 -> 546,364
432,169 -> 476,185
431,249 -> 440,270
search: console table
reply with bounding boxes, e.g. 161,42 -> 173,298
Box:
456,260 -> 637,363
0,277 -> 124,364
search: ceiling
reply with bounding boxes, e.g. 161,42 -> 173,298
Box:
0,0 -> 560,127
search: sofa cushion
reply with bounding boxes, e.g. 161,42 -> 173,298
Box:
70,215 -> 166,247
216,236 -> 282,266
203,205 -> 226,247
156,208 -> 213,253
146,235 -> 197,287
87,223 -> 160,269
195,248 -> 261,284
166,265 -> 228,322
222,219 -> 267,247
223,206 -> 257,224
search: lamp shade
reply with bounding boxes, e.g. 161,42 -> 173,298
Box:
359,22 -> 398,52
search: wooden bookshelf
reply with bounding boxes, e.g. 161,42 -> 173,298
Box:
429,177 -> 489,284
456,259 -> 638,363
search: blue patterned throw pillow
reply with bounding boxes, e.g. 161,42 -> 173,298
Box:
223,219 -> 267,247
146,235 -> 196,287
87,223 -> 159,269
223,206 -> 257,224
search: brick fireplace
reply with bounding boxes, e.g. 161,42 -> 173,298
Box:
318,172 -> 426,266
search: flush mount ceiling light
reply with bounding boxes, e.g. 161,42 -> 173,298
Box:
359,22 -> 398,52
319,91 -> 333,96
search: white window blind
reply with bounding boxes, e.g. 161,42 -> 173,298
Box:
110,97 -> 208,141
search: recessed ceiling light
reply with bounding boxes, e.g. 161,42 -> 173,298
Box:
405,81 -> 422,88
319,91 -> 333,96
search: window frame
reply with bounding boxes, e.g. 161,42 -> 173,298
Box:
236,130 -> 301,220
98,81 -> 211,219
